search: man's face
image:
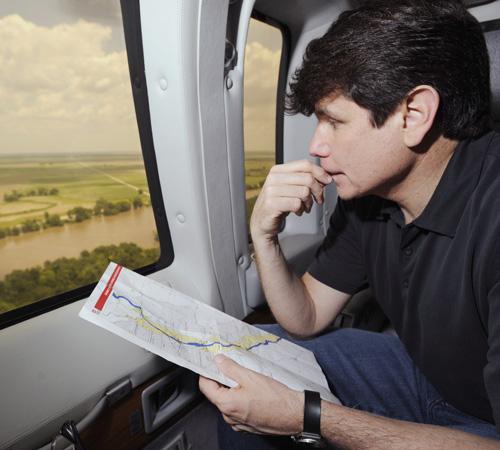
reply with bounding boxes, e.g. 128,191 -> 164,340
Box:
309,94 -> 416,200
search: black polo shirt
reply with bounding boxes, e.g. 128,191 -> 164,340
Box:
308,130 -> 500,432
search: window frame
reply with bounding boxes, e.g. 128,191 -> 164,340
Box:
0,0 -> 174,330
481,17 -> 500,32
248,10 -> 291,166
243,11 -> 290,241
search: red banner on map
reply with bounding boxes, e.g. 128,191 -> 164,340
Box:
94,264 -> 122,312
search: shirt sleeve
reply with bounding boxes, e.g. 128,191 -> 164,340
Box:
484,278 -> 500,434
307,198 -> 368,294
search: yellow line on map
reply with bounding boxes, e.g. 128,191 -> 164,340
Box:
135,316 -> 280,354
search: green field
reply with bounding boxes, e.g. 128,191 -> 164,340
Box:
244,154 -> 274,224
245,155 -> 274,187
0,152 -> 274,314
0,152 -> 274,229
0,154 -> 150,227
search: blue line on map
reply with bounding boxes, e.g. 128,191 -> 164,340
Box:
111,292 -> 281,350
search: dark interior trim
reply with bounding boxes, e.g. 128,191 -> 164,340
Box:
466,0 -> 497,7
120,0 -> 174,268
481,18 -> 500,33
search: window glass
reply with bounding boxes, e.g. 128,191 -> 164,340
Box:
0,1 -> 159,315
244,18 -> 282,227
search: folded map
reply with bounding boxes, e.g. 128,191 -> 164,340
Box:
79,262 -> 338,402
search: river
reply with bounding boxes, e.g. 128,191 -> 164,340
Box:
0,208 -> 159,279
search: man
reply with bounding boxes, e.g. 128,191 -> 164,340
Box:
200,0 -> 500,448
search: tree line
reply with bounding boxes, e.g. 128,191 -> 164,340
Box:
0,195 -> 148,239
4,187 -> 59,202
0,242 -> 160,313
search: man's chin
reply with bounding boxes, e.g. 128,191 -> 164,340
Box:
335,187 -> 360,201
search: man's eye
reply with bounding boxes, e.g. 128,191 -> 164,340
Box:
328,119 -> 338,128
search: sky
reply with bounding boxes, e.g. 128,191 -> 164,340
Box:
0,1 -> 282,155
244,20 -> 282,154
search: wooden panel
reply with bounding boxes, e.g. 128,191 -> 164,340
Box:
79,367 -> 201,450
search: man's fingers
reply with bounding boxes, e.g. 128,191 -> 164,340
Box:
265,197 -> 306,216
222,413 -> 237,426
198,375 -> 227,406
215,354 -> 253,385
267,173 -> 326,204
265,185 -> 311,202
304,197 -> 314,213
270,160 -> 332,185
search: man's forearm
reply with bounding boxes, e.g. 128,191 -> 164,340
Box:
321,402 -> 500,450
253,236 -> 316,337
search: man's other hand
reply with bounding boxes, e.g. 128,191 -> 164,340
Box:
199,354 -> 303,435
250,160 -> 332,243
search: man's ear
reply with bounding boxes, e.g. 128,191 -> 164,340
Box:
401,85 -> 440,147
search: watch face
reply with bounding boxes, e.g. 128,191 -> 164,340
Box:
291,432 -> 325,447
297,436 -> 320,444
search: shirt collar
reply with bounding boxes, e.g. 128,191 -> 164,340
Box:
376,130 -> 495,237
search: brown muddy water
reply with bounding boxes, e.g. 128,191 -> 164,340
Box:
0,208 -> 158,279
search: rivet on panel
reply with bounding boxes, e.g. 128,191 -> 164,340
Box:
238,256 -> 244,266
176,214 -> 185,224
160,78 -> 168,91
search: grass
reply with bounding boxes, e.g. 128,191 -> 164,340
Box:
245,155 -> 274,188
0,154 -> 150,227
0,153 -> 273,229
244,155 -> 274,223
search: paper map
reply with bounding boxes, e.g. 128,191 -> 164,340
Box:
79,262 -> 337,402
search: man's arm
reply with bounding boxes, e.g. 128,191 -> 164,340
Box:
199,356 -> 500,449
250,159 -> 351,337
321,401 -> 500,450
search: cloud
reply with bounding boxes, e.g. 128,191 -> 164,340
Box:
0,14 -> 139,153
244,41 -> 281,106
59,0 -> 122,24
243,41 -> 281,152
0,14 -> 283,154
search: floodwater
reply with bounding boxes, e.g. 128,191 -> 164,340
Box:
0,208 -> 158,279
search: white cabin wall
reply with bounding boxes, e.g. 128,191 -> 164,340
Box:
471,1 -> 500,21
0,1 -> 243,448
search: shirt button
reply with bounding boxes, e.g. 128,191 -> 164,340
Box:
403,247 -> 413,256
403,279 -> 409,288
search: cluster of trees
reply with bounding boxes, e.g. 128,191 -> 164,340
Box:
67,196 -> 146,223
0,195 -> 147,239
0,212 -> 64,239
4,187 -> 59,202
245,179 -> 265,191
0,243 -> 160,313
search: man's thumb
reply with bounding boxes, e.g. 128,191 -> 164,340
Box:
215,354 -> 243,382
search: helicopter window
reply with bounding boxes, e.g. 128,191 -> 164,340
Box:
0,0 -> 171,327
244,16 -> 285,229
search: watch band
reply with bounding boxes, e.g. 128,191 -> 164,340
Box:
291,390 -> 324,447
303,390 -> 322,436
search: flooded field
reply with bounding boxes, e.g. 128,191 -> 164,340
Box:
0,207 -> 157,279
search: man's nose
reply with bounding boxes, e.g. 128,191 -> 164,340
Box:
308,125 -> 331,158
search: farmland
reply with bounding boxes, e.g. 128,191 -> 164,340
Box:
0,153 -> 150,228
244,153 -> 274,223
0,152 -> 274,313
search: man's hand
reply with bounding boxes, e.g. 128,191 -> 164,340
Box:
250,160 -> 332,243
199,354 -> 303,435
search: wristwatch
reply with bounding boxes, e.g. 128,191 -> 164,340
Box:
291,390 -> 326,447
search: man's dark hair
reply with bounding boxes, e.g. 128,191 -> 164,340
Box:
286,0 -> 490,139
